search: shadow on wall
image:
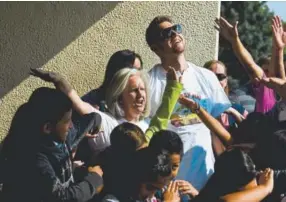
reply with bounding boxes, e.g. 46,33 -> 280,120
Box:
0,1 -> 119,99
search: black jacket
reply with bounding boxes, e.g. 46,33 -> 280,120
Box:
1,113 -> 102,202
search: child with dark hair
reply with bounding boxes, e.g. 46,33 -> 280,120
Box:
149,130 -> 199,200
98,122 -> 147,200
0,87 -> 103,202
102,148 -> 181,202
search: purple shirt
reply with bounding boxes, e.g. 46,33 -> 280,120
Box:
253,81 -> 276,114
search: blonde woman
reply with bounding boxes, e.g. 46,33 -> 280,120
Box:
31,67 -> 182,155
204,60 -> 248,130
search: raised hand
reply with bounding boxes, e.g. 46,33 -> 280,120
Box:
166,66 -> 182,83
261,77 -> 286,101
272,15 -> 286,49
30,68 -> 72,94
30,68 -> 63,83
215,17 -> 239,43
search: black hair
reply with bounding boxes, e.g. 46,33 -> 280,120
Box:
145,15 -> 173,47
138,148 -> 173,183
99,122 -> 147,200
196,148 -> 256,201
250,128 -> 286,170
1,87 -> 72,160
149,130 -> 183,157
96,49 -> 143,103
231,112 -> 271,145
128,147 -> 173,200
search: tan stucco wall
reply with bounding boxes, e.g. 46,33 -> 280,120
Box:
0,1 -> 220,140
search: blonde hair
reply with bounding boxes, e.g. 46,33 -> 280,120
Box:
106,68 -> 151,120
203,60 -> 227,74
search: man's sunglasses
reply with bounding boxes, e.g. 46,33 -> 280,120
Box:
216,73 -> 227,81
159,24 -> 183,40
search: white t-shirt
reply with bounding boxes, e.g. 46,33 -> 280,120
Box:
148,62 -> 231,190
88,107 -> 149,153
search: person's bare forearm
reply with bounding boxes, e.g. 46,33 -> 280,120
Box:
231,37 -> 264,80
197,107 -> 232,145
269,42 -> 277,77
276,48 -> 285,79
221,185 -> 270,202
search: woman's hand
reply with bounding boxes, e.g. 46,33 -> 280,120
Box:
176,180 -> 199,197
163,181 -> 180,202
272,15 -> 286,49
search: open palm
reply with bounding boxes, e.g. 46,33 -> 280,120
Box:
272,15 -> 286,49
215,17 -> 239,42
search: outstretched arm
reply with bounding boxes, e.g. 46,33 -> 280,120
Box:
30,68 -> 94,115
179,96 -> 232,145
215,17 -> 264,80
271,15 -> 286,79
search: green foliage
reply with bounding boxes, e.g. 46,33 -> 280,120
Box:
219,1 -> 275,83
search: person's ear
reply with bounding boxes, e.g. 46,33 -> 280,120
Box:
151,44 -> 158,52
42,123 -> 53,134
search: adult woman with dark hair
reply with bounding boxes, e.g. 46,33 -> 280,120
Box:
82,49 -> 143,109
73,50 -> 143,164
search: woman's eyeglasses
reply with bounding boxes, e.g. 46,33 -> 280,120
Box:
159,24 -> 182,40
216,73 -> 227,81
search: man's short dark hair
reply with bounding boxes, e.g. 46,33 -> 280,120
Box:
145,15 -> 173,47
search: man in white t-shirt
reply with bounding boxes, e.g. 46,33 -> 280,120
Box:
145,15 -> 231,190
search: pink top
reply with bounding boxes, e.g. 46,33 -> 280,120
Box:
253,79 -> 276,114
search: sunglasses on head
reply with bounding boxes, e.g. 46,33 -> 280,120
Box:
159,24 -> 182,40
216,73 -> 227,81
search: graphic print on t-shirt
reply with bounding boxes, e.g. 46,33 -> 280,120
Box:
170,91 -> 212,127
